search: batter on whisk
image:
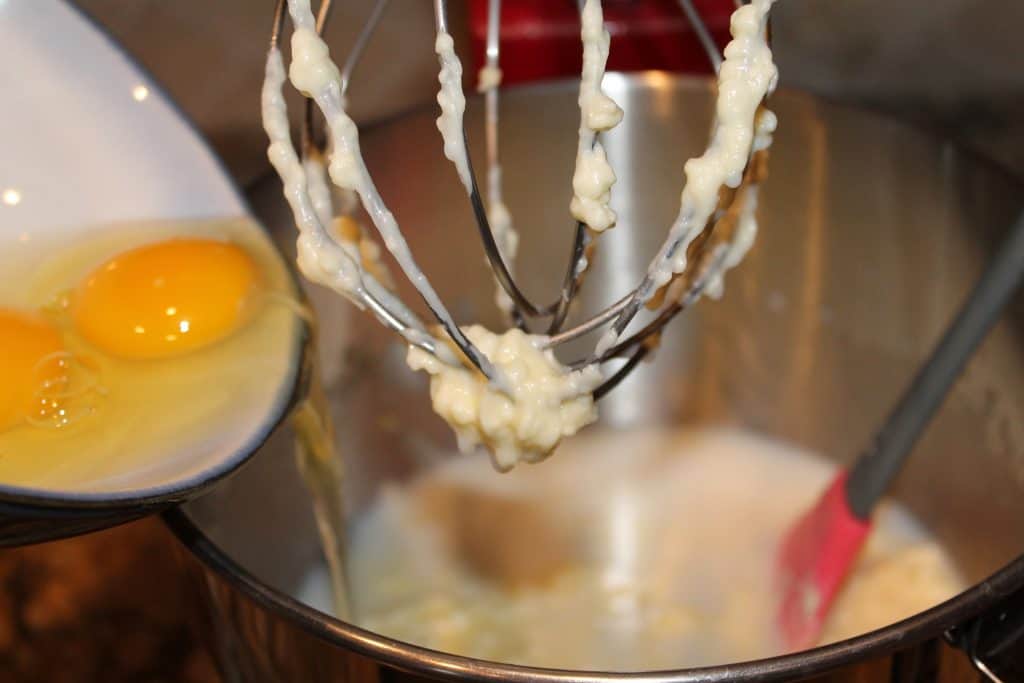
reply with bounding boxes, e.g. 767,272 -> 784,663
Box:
263,0 -> 778,470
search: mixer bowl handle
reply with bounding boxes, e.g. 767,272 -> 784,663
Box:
946,581 -> 1024,682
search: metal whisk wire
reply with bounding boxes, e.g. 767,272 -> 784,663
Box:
440,0 -> 734,355
435,0 -> 586,327
271,0 -> 419,357
270,0 -> 763,401
270,0 -> 500,384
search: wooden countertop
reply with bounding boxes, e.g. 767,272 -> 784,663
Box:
0,519 -> 219,682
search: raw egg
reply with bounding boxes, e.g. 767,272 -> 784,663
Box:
0,219 -> 301,492
71,238 -> 261,359
0,308 -> 64,432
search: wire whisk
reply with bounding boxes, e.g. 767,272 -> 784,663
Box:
263,0 -> 776,402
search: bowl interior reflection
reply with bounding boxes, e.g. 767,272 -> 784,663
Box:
185,76 -> 1024,670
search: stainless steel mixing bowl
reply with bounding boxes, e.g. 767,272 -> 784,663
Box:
165,75 -> 1024,682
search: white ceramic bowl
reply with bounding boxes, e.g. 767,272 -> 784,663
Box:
0,1 -> 305,543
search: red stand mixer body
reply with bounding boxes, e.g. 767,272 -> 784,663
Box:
468,0 -> 735,87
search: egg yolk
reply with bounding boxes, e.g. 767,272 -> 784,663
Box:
0,309 -> 64,432
71,238 -> 260,360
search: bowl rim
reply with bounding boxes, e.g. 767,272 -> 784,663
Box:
163,503 -> 1024,681
164,72 -> 1024,680
0,0 -> 309,513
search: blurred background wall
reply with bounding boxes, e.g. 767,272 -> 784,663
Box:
773,0 -> 1024,179
74,0 -> 1024,186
